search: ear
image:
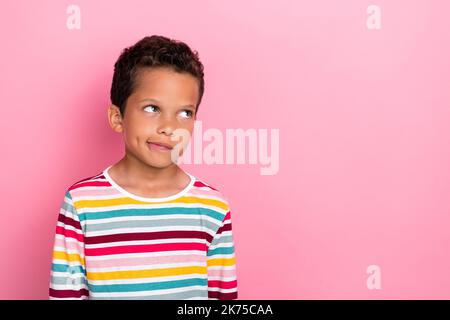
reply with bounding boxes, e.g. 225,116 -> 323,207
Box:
108,104 -> 124,133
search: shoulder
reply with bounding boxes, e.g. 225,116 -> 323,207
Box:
189,175 -> 232,213
67,170 -> 106,191
64,169 -> 108,203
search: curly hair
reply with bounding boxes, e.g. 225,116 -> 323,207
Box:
110,35 -> 205,116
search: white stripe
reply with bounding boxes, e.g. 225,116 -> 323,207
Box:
56,222 -> 83,234
213,230 -> 233,239
85,225 -> 206,237
90,285 -> 206,298
85,238 -> 208,249
52,258 -> 85,265
206,265 -> 236,271
50,283 -> 89,291
50,297 -> 88,300
208,243 -> 234,250
59,207 -> 79,222
192,185 -> 216,191
184,192 -> 228,204
86,250 -> 206,261
84,214 -> 221,226
76,202 -> 228,215
54,235 -> 82,244
207,276 -> 237,281
207,253 -> 235,259
88,274 -> 207,285
51,271 -> 86,278
87,261 -> 207,273
74,191 -> 227,204
207,288 -> 237,293
51,260 -> 85,267
53,246 -> 85,256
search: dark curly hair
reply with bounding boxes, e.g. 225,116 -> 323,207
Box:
110,35 -> 205,117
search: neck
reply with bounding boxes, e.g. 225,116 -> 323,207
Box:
114,153 -> 181,188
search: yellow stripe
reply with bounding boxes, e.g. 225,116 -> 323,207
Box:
75,196 -> 229,211
207,257 -> 236,267
53,251 -> 85,266
87,265 -> 207,281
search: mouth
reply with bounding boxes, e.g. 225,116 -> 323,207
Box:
147,141 -> 173,152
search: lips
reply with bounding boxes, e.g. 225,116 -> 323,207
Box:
147,141 -> 173,151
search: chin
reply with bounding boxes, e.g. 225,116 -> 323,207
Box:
144,157 -> 177,169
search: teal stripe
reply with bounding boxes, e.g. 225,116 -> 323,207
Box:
207,246 -> 235,256
89,278 -> 207,293
79,207 -> 224,222
61,192 -> 77,216
210,234 -> 233,246
89,289 -> 207,300
51,275 -> 87,286
87,218 -> 218,232
51,263 -> 85,274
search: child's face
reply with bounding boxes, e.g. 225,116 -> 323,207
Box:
108,66 -> 199,169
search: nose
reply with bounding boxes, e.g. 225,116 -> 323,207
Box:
156,115 -> 177,136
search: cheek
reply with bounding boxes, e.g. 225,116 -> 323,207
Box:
180,121 -> 195,137
125,113 -> 157,133
169,121 -> 194,146
121,120 -> 151,147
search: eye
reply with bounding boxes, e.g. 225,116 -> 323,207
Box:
143,105 -> 159,113
180,110 -> 194,118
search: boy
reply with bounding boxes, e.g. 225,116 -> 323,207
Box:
49,35 -> 238,300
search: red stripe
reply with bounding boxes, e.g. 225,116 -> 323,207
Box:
85,242 -> 207,256
56,226 -> 84,243
75,174 -> 101,184
68,173 -> 104,189
208,290 -> 237,300
208,279 -> 237,289
216,220 -> 232,235
49,288 -> 89,299
85,230 -> 212,245
68,180 -> 110,191
58,213 -> 82,230
194,181 -> 218,191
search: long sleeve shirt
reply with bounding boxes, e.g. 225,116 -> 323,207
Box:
49,165 -> 238,300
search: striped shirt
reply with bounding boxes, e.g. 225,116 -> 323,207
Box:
49,165 -> 238,300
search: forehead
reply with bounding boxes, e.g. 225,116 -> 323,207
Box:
131,67 -> 199,104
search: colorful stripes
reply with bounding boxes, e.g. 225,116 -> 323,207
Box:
49,167 -> 237,300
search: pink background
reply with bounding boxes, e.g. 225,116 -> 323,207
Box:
1,0 -> 450,299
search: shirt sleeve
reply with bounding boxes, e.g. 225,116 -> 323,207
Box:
49,191 -> 89,299
207,209 -> 238,300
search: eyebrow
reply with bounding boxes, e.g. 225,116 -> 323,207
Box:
138,98 -> 196,111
